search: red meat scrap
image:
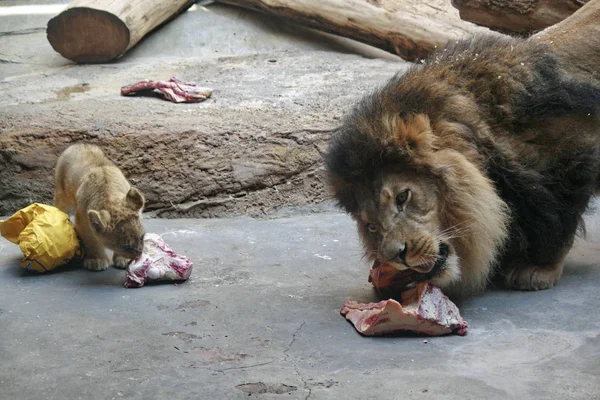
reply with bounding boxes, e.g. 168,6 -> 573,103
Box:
120,77 -> 212,103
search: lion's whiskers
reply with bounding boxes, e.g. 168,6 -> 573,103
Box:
438,220 -> 474,235
437,220 -> 476,243
362,249 -> 378,262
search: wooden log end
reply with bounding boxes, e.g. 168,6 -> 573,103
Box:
47,7 -> 130,64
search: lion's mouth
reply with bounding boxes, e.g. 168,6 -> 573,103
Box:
370,243 -> 450,291
423,242 -> 450,278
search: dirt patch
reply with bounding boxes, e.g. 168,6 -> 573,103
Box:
176,300 -> 212,310
54,83 -> 90,101
162,331 -> 200,343
235,382 -> 297,395
186,347 -> 250,366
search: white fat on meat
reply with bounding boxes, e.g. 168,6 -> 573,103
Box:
341,282 -> 468,336
125,233 -> 193,288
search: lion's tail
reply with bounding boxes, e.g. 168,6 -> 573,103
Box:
532,0 -> 600,87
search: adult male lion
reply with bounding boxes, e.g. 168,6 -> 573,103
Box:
325,1 -> 600,297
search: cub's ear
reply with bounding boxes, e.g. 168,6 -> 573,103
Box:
88,210 -> 110,233
126,187 -> 145,211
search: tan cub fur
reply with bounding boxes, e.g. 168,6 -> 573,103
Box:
54,144 -> 145,271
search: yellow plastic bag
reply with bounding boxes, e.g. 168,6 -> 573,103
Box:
0,203 -> 83,272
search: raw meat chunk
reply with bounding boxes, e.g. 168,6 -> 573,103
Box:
368,261 -> 416,289
341,282 -> 468,336
368,260 -> 435,292
120,77 -> 212,103
125,233 -> 193,288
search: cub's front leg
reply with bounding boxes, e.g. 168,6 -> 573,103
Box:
112,254 -> 131,269
75,209 -> 110,271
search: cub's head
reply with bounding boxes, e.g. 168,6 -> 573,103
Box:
88,187 -> 146,260
325,87 -> 509,297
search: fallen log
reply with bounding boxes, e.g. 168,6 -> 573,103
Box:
452,0 -> 588,35
214,0 -> 496,61
47,0 -> 196,63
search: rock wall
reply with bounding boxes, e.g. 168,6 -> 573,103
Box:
0,52 -> 408,217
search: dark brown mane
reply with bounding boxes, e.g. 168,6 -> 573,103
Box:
325,33 -> 600,295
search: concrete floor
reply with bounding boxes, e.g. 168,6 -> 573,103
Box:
1,211 -> 600,400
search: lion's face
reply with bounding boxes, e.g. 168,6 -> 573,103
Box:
326,103 -> 510,296
88,187 -> 146,260
354,169 -> 460,288
106,213 -> 145,258
89,209 -> 145,259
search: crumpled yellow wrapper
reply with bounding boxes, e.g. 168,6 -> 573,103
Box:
0,203 -> 83,272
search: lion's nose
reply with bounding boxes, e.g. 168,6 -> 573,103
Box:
394,243 -> 408,263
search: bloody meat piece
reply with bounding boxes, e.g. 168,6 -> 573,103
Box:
368,261 -> 415,289
341,282 -> 468,336
368,252 -> 448,292
125,233 -> 193,288
120,76 -> 213,103
368,261 -> 425,299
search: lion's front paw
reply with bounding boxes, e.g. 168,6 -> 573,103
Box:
84,257 -> 110,271
506,264 -> 562,291
113,255 -> 130,269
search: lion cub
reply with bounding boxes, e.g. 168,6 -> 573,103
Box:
54,143 -> 145,271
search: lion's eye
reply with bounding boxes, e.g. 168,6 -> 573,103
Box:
365,223 -> 377,233
396,189 -> 410,211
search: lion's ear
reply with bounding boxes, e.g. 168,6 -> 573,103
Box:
428,149 -> 487,188
88,210 -> 110,233
394,113 -> 434,152
126,187 -> 145,211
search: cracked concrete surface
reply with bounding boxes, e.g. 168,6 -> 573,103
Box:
1,213 -> 600,399
283,321 -> 311,400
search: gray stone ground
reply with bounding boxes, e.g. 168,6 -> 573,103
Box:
1,212 -> 600,400
1,1 -> 600,400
